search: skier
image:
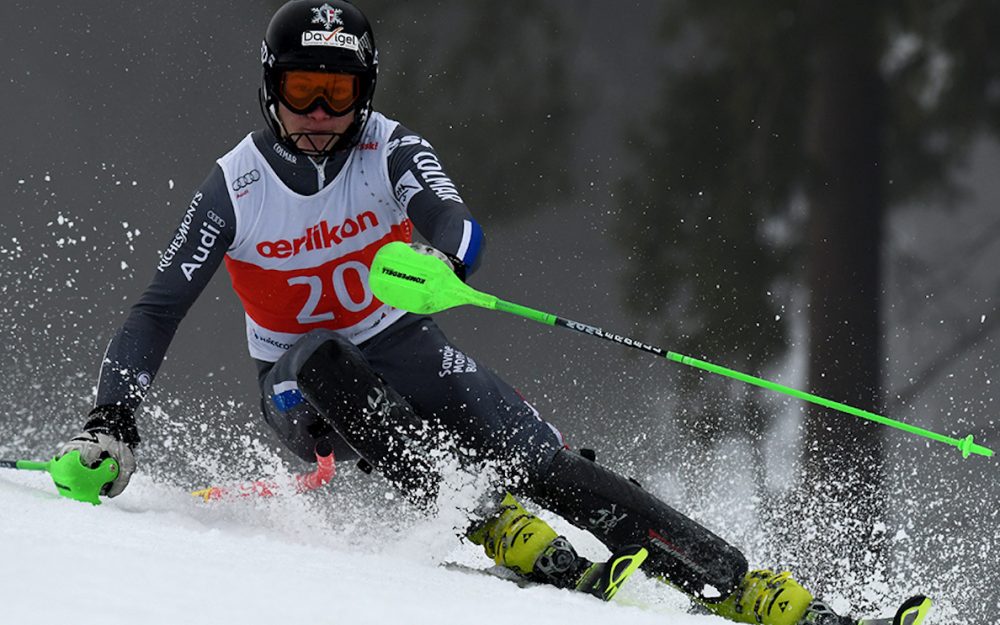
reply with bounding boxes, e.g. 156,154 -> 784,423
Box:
53,2 -> 923,624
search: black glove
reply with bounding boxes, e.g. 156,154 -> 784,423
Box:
408,243 -> 468,281
56,405 -> 139,498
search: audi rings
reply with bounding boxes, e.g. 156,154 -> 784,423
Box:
232,169 -> 261,191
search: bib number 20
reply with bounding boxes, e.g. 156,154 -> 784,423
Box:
287,261 -> 373,325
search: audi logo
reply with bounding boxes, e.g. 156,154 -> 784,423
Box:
232,169 -> 261,191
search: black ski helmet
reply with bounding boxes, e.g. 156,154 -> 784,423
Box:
259,0 -> 378,156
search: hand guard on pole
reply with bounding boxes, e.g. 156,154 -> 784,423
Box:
56,429 -> 136,498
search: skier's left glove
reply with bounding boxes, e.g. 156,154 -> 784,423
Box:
56,405 -> 139,498
408,243 -> 468,281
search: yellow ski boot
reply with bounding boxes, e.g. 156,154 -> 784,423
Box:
705,569 -> 815,625
469,493 -> 647,601
704,569 -> 932,625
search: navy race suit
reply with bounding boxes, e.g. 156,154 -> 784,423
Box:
91,114 -> 563,481
86,115 -> 751,601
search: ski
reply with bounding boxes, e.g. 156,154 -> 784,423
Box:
190,450 -> 335,502
441,561 -> 536,588
856,595 -> 932,625
442,545 -> 648,602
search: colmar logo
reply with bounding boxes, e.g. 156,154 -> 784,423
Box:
413,151 -> 463,203
256,211 -> 379,258
272,142 -> 297,164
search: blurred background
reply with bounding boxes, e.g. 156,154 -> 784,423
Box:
1,1 -> 997,622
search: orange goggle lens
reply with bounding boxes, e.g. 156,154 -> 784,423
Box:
279,71 -> 360,114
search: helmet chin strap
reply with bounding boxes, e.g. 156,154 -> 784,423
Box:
264,101 -> 336,157
266,99 -> 357,157
285,130 -> 344,156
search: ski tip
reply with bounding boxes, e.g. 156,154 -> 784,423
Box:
894,595 -> 932,625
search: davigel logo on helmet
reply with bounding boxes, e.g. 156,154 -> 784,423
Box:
256,211 -> 379,258
302,28 -> 359,50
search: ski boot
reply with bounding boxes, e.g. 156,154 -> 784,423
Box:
469,492 -> 648,601
704,569 -> 826,625
704,569 -> 933,625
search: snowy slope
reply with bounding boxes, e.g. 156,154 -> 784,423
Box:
0,469 -> 723,625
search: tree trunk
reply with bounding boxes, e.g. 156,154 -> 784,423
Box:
799,2 -> 888,596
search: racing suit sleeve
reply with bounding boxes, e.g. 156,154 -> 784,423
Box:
386,124 -> 485,279
87,167 -> 236,443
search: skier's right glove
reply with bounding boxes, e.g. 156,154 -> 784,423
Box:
56,405 -> 139,498
408,242 -> 468,281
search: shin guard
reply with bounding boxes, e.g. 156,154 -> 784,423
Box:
530,448 -> 748,601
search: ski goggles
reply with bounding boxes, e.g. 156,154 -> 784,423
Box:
278,70 -> 360,115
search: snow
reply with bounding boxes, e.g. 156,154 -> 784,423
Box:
0,469 -> 722,625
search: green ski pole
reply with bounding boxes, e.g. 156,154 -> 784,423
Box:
0,452 -> 119,504
0,459 -> 51,471
369,241 -> 994,460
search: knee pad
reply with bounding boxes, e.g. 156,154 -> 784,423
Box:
295,333 -> 440,504
259,392 -> 347,463
531,448 -> 748,601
